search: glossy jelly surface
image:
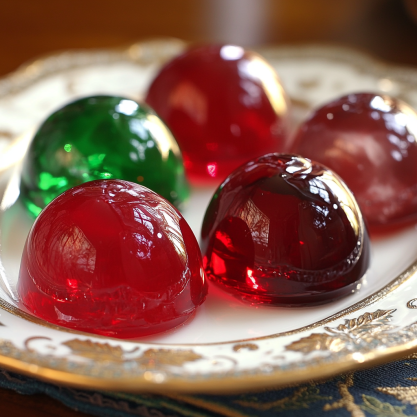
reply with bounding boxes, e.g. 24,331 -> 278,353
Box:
146,44 -> 290,184
291,93 -> 417,232
18,180 -> 207,338
201,154 -> 370,306
20,95 -> 189,217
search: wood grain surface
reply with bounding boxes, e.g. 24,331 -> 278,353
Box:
1,0 -> 417,415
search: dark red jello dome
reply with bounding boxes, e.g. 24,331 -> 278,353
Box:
201,154 -> 370,306
146,44 -> 290,184
18,180 -> 207,338
291,93 -> 417,232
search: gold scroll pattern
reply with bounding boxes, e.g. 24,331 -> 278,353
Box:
63,338 -> 204,368
0,337 -> 205,381
285,309 -> 397,354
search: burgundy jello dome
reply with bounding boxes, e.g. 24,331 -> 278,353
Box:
201,154 -> 370,306
18,180 -> 207,338
291,92 -> 417,233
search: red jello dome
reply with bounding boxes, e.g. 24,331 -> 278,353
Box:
146,44 -> 290,184
291,92 -> 417,232
201,154 -> 370,306
18,180 -> 207,338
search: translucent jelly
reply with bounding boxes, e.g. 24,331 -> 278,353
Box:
201,154 -> 370,306
18,180 -> 207,338
291,93 -> 417,232
146,44 -> 289,184
20,95 -> 189,217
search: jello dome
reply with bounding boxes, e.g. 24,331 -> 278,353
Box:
146,44 -> 290,184
18,180 -> 207,338
201,154 -> 370,306
20,95 -> 189,217
291,92 -> 417,232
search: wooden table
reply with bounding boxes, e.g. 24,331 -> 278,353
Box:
1,0 -> 417,415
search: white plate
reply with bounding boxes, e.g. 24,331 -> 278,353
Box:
0,39 -> 417,393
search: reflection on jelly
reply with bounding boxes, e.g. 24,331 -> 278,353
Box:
146,44 -> 290,184
20,96 -> 189,217
207,163 -> 217,178
291,92 -> 417,233
18,180 -> 207,338
201,154 -> 370,306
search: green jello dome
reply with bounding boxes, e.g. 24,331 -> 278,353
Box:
20,95 -> 189,216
